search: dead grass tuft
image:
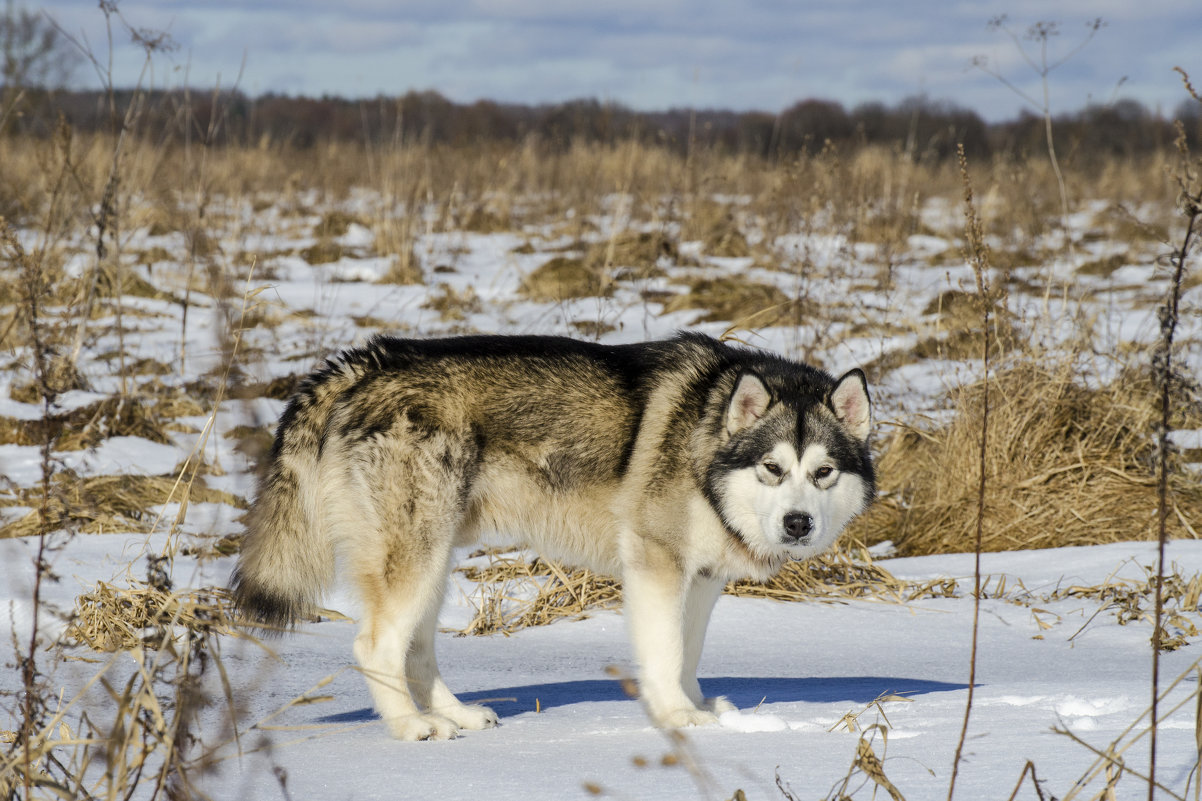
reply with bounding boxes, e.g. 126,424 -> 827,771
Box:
662,275 -> 796,324
0,473 -> 247,539
313,210 -> 366,239
569,319 -> 617,338
591,230 -> 678,275
1048,563 -> 1202,651
459,544 -> 1202,643
727,547 -> 912,603
907,290 -> 1022,363
872,360 -> 1202,556
299,239 -> 344,265
520,230 -> 681,302
422,283 -> 483,322
233,373 -> 302,401
7,355 -> 88,400
521,256 -> 613,301
225,420 -> 275,454
457,202 -> 511,233
456,546 -> 946,637
686,200 -> 751,258
66,580 -> 238,652
377,252 -> 424,284
456,554 -> 622,635
96,262 -> 176,301
1076,252 -> 1128,278
0,395 -> 174,449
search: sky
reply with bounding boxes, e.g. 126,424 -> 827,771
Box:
34,0 -> 1202,122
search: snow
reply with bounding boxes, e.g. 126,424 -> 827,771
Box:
1,191 -> 1200,800
151,539 -> 1202,799
5,528 -> 1199,799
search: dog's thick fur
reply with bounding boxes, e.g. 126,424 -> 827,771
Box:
232,332 -> 875,740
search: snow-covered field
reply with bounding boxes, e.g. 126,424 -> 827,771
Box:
2,188 -> 1201,799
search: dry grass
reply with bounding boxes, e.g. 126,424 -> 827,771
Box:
0,474 -> 247,539
421,282 -> 483,322
863,359 -> 1202,556
727,546 -> 918,603
0,564 -> 243,800
661,275 -> 799,325
520,256 -> 614,301
299,239 -> 345,265
1047,562 -> 1202,651
821,725 -> 906,801
0,395 -> 174,450
66,580 -> 238,652
682,199 -> 752,257
456,554 -> 622,635
377,251 -> 424,284
591,230 -> 679,275
1055,657 -> 1202,800
519,231 -> 679,302
454,546 -> 1200,652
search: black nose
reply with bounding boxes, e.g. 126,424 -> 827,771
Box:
782,512 -> 813,543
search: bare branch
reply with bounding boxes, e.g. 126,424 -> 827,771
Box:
1047,18 -> 1106,73
970,55 -> 1044,112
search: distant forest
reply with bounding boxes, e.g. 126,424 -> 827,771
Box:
5,87 -> 1200,162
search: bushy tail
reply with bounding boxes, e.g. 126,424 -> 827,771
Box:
231,385 -> 339,632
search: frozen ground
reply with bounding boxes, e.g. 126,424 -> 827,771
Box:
4,531 -> 1200,800
211,539 -> 1202,801
2,192 -> 1201,799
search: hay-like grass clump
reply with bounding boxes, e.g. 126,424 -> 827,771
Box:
661,275 -> 794,324
67,581 -> 238,651
0,474 -> 247,539
456,547 -> 934,636
868,360 -> 1202,556
520,256 -> 612,301
456,555 -> 622,635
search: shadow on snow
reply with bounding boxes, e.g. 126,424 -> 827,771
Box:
316,675 -> 968,723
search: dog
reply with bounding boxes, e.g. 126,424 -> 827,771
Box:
232,332 -> 875,740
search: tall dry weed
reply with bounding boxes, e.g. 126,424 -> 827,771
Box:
1147,66 -> 1202,798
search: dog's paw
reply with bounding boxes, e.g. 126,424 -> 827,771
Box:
384,713 -> 459,741
656,707 -> 719,729
705,696 -> 737,715
436,703 -> 498,731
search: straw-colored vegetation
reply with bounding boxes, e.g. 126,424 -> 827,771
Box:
456,544 -> 1202,648
0,473 -> 246,538
1,126 -> 1197,607
67,580 -> 238,652
863,361 -> 1202,556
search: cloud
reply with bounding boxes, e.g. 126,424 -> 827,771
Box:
35,0 -> 1202,120
230,16 -> 424,55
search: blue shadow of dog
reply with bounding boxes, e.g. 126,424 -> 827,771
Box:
316,676 -> 968,723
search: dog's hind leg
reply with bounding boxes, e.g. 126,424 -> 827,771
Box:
354,579 -> 459,741
681,573 -> 736,715
407,594 -> 499,732
346,429 -> 485,741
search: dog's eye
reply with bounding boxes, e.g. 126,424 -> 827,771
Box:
814,465 -> 834,480
762,461 -> 783,477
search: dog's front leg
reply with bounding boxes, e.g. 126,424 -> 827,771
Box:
622,543 -> 717,728
681,573 -> 737,716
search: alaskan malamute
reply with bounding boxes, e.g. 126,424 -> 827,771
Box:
233,332 -> 875,739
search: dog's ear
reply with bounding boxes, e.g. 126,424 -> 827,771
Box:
830,369 -> 871,442
726,371 -> 772,435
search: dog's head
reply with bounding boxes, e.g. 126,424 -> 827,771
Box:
706,368 -> 876,565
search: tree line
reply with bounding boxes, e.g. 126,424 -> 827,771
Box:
4,86 -> 1199,163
